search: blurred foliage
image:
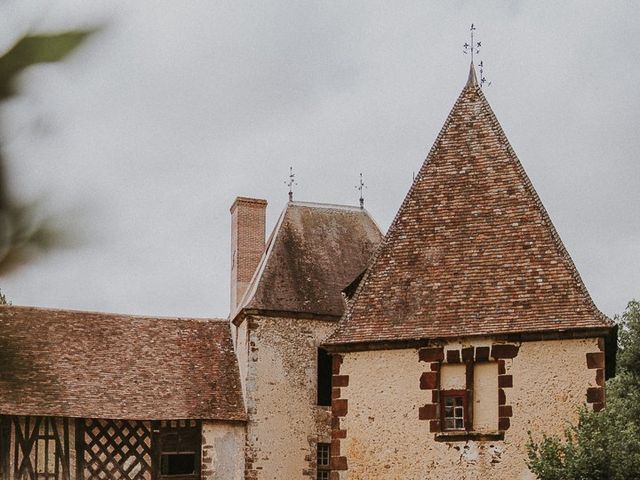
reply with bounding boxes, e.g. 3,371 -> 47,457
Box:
527,300 -> 640,479
0,30 -> 92,275
0,31 -> 90,100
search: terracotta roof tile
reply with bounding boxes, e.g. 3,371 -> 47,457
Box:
327,73 -> 612,345
0,305 -> 246,420
238,202 -> 382,318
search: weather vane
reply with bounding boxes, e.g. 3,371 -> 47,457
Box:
463,23 -> 481,63
479,60 -> 491,89
355,172 -> 366,209
463,23 -> 490,88
285,166 -> 297,202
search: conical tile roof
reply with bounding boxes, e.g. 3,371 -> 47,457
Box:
327,67 -> 612,346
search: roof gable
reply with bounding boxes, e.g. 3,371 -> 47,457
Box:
0,306 -> 246,420
238,202 -> 382,318
328,74 -> 611,345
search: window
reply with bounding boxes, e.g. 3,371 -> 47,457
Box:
438,361 -> 499,433
161,454 -> 196,475
441,390 -> 467,431
317,348 -> 332,406
157,424 -> 200,478
317,443 -> 331,480
439,363 -> 468,432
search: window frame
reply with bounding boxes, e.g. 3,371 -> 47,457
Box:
154,422 -> 201,480
316,442 -> 331,480
440,389 -> 469,432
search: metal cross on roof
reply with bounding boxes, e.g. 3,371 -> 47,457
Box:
285,166 -> 297,201
463,23 -> 481,63
355,172 -> 367,209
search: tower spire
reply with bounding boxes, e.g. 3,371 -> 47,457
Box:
463,23 -> 485,89
466,61 -> 478,88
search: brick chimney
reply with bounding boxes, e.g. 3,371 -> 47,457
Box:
230,197 -> 267,310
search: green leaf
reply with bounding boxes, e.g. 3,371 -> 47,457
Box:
0,30 -> 93,100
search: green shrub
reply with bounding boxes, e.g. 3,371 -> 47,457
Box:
527,300 -> 640,480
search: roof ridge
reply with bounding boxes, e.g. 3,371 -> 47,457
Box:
1,304 -> 226,323
289,200 -> 368,212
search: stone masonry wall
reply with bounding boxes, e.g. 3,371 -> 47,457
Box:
334,337 -> 601,480
243,315 -> 335,480
201,421 -> 245,480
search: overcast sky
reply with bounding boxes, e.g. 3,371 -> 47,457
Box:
0,1 -> 638,319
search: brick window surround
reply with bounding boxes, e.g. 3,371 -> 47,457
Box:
586,338 -> 607,412
418,344 -> 519,440
330,354 -> 348,478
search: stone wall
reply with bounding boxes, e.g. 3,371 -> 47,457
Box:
242,315 -> 336,479
202,421 -> 245,480
332,337 -> 602,480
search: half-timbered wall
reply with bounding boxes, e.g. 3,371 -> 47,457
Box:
1,416 -> 75,480
0,418 -> 237,480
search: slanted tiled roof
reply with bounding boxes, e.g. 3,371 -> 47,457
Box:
327,66 -> 612,346
237,202 -> 382,318
0,305 -> 246,420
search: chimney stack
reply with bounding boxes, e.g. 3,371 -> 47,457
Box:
230,197 -> 267,310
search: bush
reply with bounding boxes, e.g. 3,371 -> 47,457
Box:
527,300 -> 640,479
527,407 -> 640,480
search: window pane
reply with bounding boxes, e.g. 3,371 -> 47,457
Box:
317,442 -> 331,480
160,454 -> 195,475
442,393 -> 466,430
317,444 -> 330,466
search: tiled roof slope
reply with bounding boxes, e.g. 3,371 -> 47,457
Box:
238,202 -> 382,318
0,305 -> 246,420
327,69 -> 612,345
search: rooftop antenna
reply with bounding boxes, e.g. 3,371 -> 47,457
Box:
355,172 -> 366,209
285,166 -> 297,202
463,23 -> 481,64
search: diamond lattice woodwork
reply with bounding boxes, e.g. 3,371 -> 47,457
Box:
81,419 -> 152,480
